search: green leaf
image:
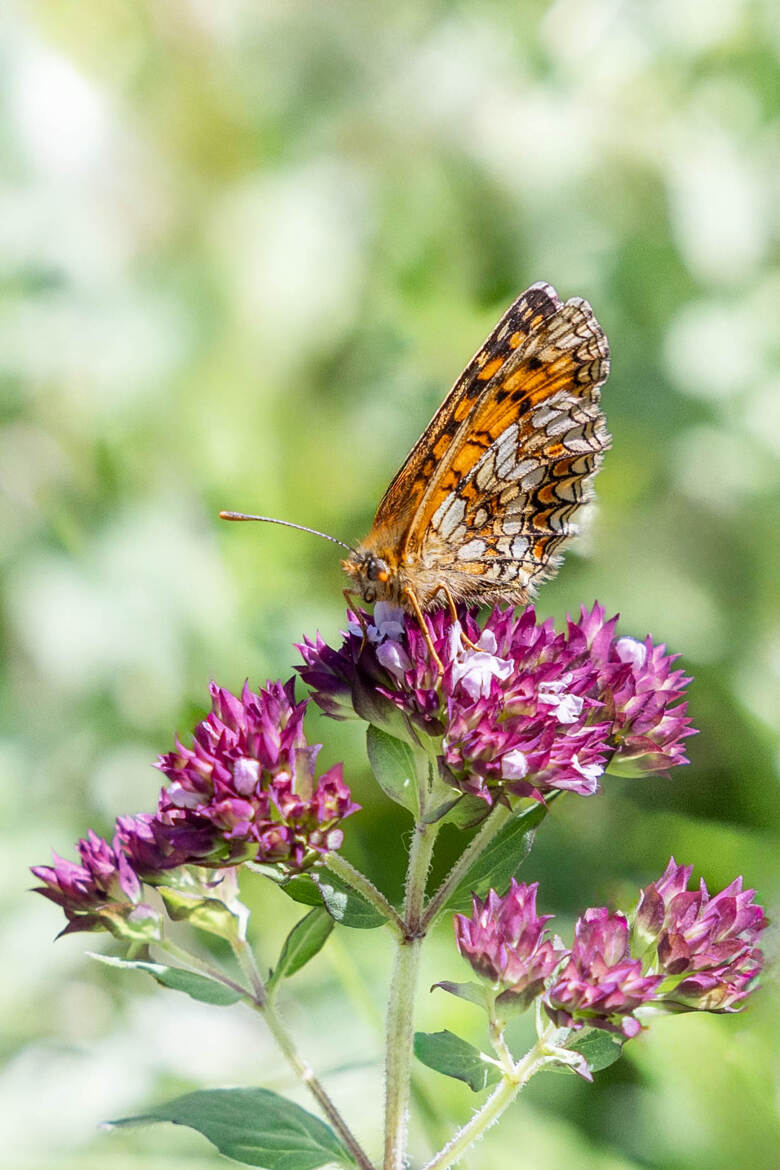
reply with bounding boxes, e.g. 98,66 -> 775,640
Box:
109,1087 -> 355,1168
158,887 -> 244,942
569,1029 -> 625,1073
281,870 -> 386,929
414,1030 -> 500,1093
89,954 -> 244,1005
431,980 -> 491,1011
420,758 -> 464,824
442,793 -> 493,830
281,873 -> 323,907
544,1029 -> 625,1076
605,755 -> 652,779
366,724 -> 420,815
268,908 -> 334,989
317,872 -> 387,929
443,802 -> 548,914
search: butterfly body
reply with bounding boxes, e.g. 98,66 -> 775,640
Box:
343,281 -> 611,613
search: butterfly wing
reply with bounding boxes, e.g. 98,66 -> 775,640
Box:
412,291 -> 610,602
367,282 -> 564,549
364,283 -> 610,605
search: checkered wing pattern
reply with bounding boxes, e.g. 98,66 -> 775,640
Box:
368,282 -> 610,604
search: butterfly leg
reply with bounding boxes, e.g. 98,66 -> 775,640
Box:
343,588 -> 370,657
439,584 -> 482,653
402,586 -> 445,676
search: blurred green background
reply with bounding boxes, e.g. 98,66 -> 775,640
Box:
2,1 -> 779,1167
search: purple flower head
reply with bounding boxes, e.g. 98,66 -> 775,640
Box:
154,678 -> 359,872
454,880 -> 567,1009
299,603 -> 696,810
544,908 -> 662,1038
634,858 -> 767,1012
31,829 -> 144,936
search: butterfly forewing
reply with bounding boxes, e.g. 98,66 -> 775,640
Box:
368,282 -> 563,548
354,282 -> 610,609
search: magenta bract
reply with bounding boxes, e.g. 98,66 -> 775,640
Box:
634,858 -> 767,1011
544,908 -> 662,1037
454,880 -> 567,1008
299,602 -> 696,807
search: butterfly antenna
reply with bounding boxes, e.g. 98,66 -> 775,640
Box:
219,511 -> 358,555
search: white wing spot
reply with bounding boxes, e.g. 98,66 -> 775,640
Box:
475,455 -> 496,492
505,491 -> 529,515
511,534 -> 529,557
432,495 -> 466,538
508,458 -> 539,483
457,538 -> 487,561
545,412 -> 573,437
520,465 -> 545,489
548,507 -> 573,534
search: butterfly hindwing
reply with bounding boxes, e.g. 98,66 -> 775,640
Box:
405,292 -> 610,602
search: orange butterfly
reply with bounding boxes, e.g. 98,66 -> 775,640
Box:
222,282 -> 610,650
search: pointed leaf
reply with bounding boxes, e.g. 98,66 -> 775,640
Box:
420,757 -> 463,824
431,980 -> 491,1011
441,793 -> 493,830
366,725 -> 420,815
568,1029 -> 625,1073
317,872 -> 387,929
281,870 -> 387,929
280,873 -> 323,907
268,908 -> 334,989
443,802 -> 548,914
544,1028 -> 625,1076
109,1087 -> 355,1168
158,887 -> 243,942
414,1030 -> 500,1093
89,954 -> 244,1005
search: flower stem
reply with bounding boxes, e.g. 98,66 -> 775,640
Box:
157,937 -> 251,999
384,818 -> 439,1170
326,851 -> 405,936
420,1039 -> 549,1170
257,993 -> 376,1170
228,935 -> 376,1170
421,803 -> 511,930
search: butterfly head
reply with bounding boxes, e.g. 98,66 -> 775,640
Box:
342,549 -> 396,605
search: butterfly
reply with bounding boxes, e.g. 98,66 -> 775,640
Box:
222,281 -> 610,653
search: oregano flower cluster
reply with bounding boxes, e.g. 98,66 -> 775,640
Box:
30,602 -> 768,1170
299,602 -> 695,805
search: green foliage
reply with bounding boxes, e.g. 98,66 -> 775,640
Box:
10,2 -> 780,1167
89,954 -> 245,1005
282,869 -> 387,929
414,1030 -> 500,1093
366,725 -> 421,816
268,908 -> 334,989
547,1030 -> 625,1077
442,802 -> 548,914
110,1088 -> 356,1169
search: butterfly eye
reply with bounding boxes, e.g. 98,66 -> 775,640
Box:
366,557 -> 390,582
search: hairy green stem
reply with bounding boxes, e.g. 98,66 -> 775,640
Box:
227,935 -> 374,1169
257,993 -> 376,1170
159,934 -> 373,1168
384,819 -> 439,1170
421,803 -> 511,930
326,851 -> 405,936
420,1038 -> 549,1170
157,937 -> 250,999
